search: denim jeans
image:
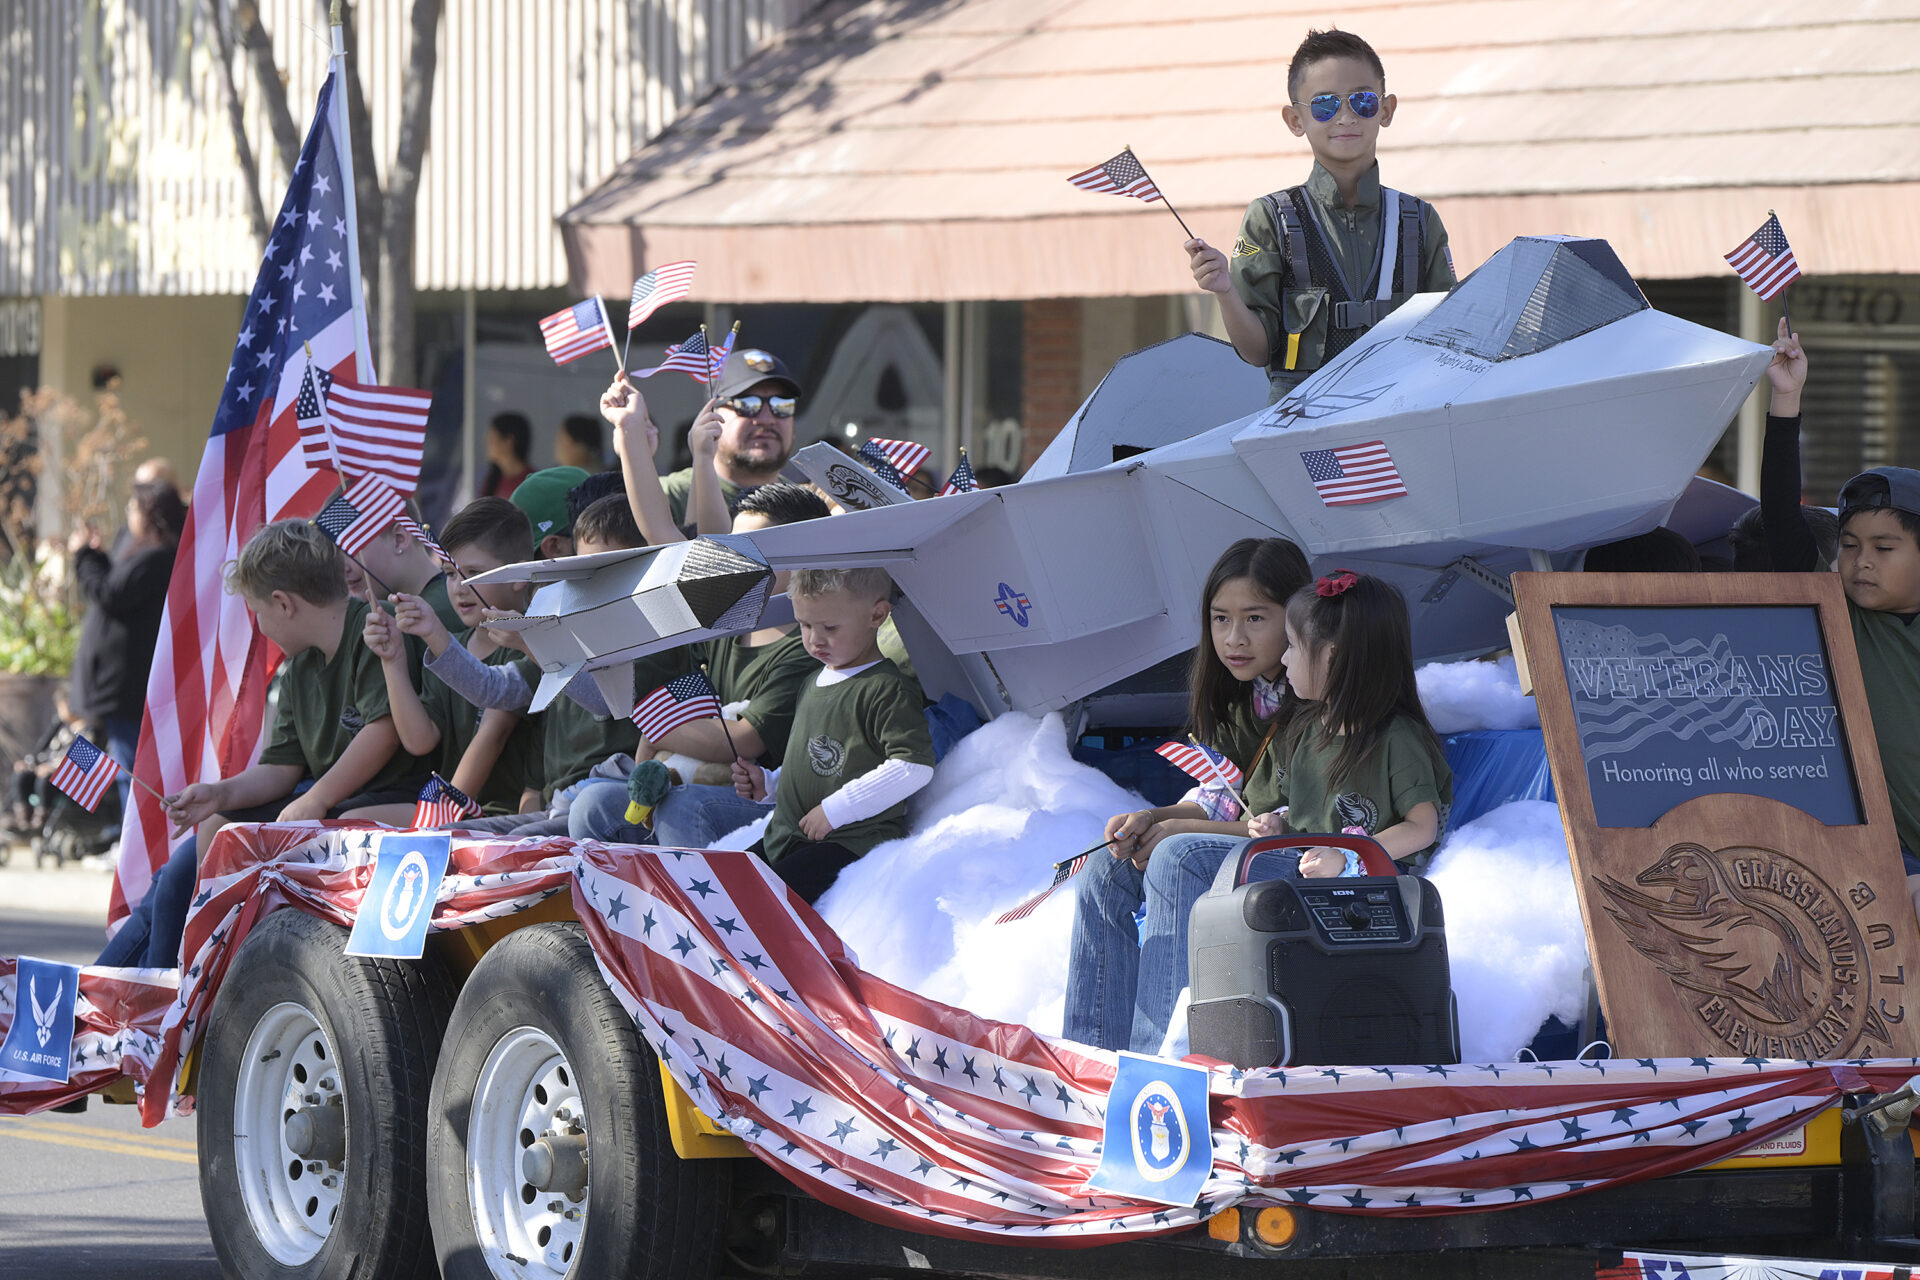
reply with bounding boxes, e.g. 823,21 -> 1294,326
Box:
1063,833 -> 1298,1054
97,836 -> 196,968
652,783 -> 773,851
102,713 -> 139,827
566,777 -> 655,844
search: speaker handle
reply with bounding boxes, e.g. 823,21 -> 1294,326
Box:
1208,833 -> 1399,896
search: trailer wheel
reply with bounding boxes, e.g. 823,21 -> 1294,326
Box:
428,922 -> 730,1280
196,907 -> 455,1280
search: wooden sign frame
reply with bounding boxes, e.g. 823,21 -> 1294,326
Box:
1512,571 -> 1920,1059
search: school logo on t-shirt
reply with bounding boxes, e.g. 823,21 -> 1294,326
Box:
340,704 -> 366,732
1334,792 -> 1378,832
806,734 -> 845,777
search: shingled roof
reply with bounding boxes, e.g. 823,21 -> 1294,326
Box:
560,0 -> 1920,301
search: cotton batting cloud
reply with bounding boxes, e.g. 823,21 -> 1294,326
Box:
715,663 -> 1591,1059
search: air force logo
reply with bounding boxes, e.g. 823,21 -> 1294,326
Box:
993,582 -> 1033,628
1,956 -> 80,1083
1089,1050 -> 1213,1207
346,833 -> 452,959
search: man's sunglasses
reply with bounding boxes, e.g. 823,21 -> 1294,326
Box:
1295,90 -> 1380,123
719,394 -> 797,419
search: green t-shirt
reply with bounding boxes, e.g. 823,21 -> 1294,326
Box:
702,629 -> 819,765
767,659 -> 933,863
258,596 -> 425,795
418,634 -> 545,812
542,648 -> 694,801
419,572 -> 465,634
660,469 -> 746,527
1849,604 -> 1920,857
1230,161 -> 1454,397
1203,693 -> 1290,819
1280,713 -> 1453,870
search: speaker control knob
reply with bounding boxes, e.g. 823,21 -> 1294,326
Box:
1342,903 -> 1370,929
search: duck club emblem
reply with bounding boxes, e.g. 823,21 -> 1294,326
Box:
1596,842 -> 1899,1059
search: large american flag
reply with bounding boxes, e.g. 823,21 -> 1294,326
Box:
1724,213 -> 1802,302
539,298 -> 616,365
1301,441 -> 1408,506
1067,148 -> 1162,203
630,671 -> 724,741
49,736 -> 122,813
111,69 -> 368,931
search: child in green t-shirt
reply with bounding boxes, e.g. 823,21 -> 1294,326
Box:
1759,324 -> 1920,923
731,567 -> 934,902
353,496 -> 540,823
1249,570 -> 1452,874
104,520 -> 425,969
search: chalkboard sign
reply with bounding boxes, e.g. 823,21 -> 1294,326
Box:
1513,571 -> 1920,1059
1552,604 -> 1861,828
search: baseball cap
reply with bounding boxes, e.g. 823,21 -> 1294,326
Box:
1839,467 -> 1920,521
510,466 -> 591,549
714,348 -> 802,402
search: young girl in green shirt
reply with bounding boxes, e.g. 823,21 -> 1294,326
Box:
1250,570 -> 1452,874
1064,537 -> 1312,1053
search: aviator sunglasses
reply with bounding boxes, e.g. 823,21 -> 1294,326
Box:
719,394 -> 798,419
1294,90 -> 1381,123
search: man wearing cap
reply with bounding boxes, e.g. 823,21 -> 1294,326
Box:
510,466 -> 591,559
659,347 -> 802,526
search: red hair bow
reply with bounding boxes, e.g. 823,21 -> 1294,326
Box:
1316,570 -> 1359,598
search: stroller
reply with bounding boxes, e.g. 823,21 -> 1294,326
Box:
6,716 -> 123,868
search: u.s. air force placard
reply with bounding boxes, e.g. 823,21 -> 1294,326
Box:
1514,572 -> 1920,1058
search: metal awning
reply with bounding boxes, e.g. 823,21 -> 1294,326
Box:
559,0 -> 1920,303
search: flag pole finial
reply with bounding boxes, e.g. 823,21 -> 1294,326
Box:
330,0 -> 343,25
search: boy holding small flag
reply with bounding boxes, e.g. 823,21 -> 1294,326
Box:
1187,29 -> 1454,402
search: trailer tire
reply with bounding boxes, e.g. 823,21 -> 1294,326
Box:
428,921 -> 730,1280
196,907 -> 455,1280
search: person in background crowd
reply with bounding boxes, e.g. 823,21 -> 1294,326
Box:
480,411 -> 533,500
556,414 -> 607,471
68,479 -> 187,816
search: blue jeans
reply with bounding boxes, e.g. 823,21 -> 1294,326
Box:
97,836 -> 196,968
566,777 -> 656,844
1063,834 -> 1297,1054
652,783 -> 772,850
102,713 -> 139,826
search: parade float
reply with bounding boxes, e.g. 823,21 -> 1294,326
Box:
7,238 -> 1920,1280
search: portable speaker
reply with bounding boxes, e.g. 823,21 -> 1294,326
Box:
1186,834 -> 1459,1069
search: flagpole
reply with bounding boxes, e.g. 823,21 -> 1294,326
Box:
329,1 -> 376,383
700,662 -> 738,761
1129,147 -> 1194,241
699,323 -> 713,396
597,299 -> 623,373
1770,211 -> 1796,334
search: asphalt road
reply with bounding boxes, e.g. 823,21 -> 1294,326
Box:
0,905 -> 219,1280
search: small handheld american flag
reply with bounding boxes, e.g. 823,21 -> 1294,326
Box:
294,359 -> 336,470
856,442 -> 912,492
707,321 -> 740,382
631,671 -> 724,742
627,261 -> 697,330
1067,148 -> 1161,202
940,452 -> 978,496
632,329 -> 712,385
311,377 -> 432,494
1156,739 -> 1243,791
313,474 -> 406,558
539,297 -> 617,365
413,775 -> 481,828
1724,213 -> 1802,302
396,513 -> 457,574
861,437 -> 931,477
49,735 -> 122,812
993,852 -> 1092,925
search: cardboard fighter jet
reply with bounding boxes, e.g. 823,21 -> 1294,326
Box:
474,236 -> 1776,723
